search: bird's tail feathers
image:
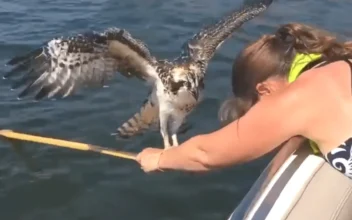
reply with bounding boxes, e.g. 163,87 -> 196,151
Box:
116,99 -> 159,138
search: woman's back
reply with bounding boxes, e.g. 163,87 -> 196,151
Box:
294,59 -> 352,155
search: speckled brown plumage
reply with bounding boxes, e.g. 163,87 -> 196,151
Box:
3,0 -> 273,148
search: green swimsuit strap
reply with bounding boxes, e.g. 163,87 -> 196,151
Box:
288,53 -> 323,154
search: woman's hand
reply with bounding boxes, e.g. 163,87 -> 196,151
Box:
136,136 -> 212,173
137,147 -> 164,173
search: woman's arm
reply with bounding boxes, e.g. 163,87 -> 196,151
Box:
154,86 -> 310,171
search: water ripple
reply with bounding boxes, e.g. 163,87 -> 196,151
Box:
0,0 -> 351,219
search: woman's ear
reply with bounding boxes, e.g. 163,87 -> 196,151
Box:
256,81 -> 271,97
256,77 -> 287,97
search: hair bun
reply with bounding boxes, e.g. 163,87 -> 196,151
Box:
275,27 -> 295,45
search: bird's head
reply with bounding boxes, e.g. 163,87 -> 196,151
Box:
170,65 -> 204,100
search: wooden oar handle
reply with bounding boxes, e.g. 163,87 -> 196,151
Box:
0,129 -> 137,160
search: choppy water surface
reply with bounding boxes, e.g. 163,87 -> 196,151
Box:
0,0 -> 350,219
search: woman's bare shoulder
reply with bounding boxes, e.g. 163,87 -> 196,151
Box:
289,60 -> 350,94
302,60 -> 352,98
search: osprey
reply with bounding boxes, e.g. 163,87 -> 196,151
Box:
3,0 -> 273,148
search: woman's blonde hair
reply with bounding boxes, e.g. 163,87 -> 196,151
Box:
219,22 -> 352,125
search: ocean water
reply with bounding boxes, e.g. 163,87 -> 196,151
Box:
0,0 -> 350,219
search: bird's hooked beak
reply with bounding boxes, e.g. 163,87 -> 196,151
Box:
191,89 -> 199,100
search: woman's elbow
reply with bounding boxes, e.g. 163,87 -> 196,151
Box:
192,134 -> 251,168
191,135 -> 221,169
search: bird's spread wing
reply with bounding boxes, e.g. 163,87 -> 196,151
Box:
4,28 -> 158,100
180,0 -> 273,63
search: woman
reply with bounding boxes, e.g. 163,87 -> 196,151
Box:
137,22 -> 352,179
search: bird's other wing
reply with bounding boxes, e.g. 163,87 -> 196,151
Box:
180,0 -> 273,63
115,88 -> 193,138
4,28 -> 158,100
116,97 -> 160,138
115,97 -> 192,138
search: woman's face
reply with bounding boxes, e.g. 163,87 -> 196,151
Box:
255,75 -> 289,99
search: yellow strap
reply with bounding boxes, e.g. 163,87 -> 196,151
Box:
309,140 -> 320,154
288,53 -> 322,83
288,53 -> 322,154
0,129 -> 137,161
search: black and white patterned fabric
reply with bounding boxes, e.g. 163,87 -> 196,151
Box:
325,138 -> 352,179
316,58 -> 352,180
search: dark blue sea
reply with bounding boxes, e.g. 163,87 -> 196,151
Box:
0,0 -> 350,219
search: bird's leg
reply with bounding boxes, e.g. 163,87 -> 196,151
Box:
169,114 -> 184,147
171,134 -> 179,146
162,133 -> 171,149
159,113 -> 171,149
